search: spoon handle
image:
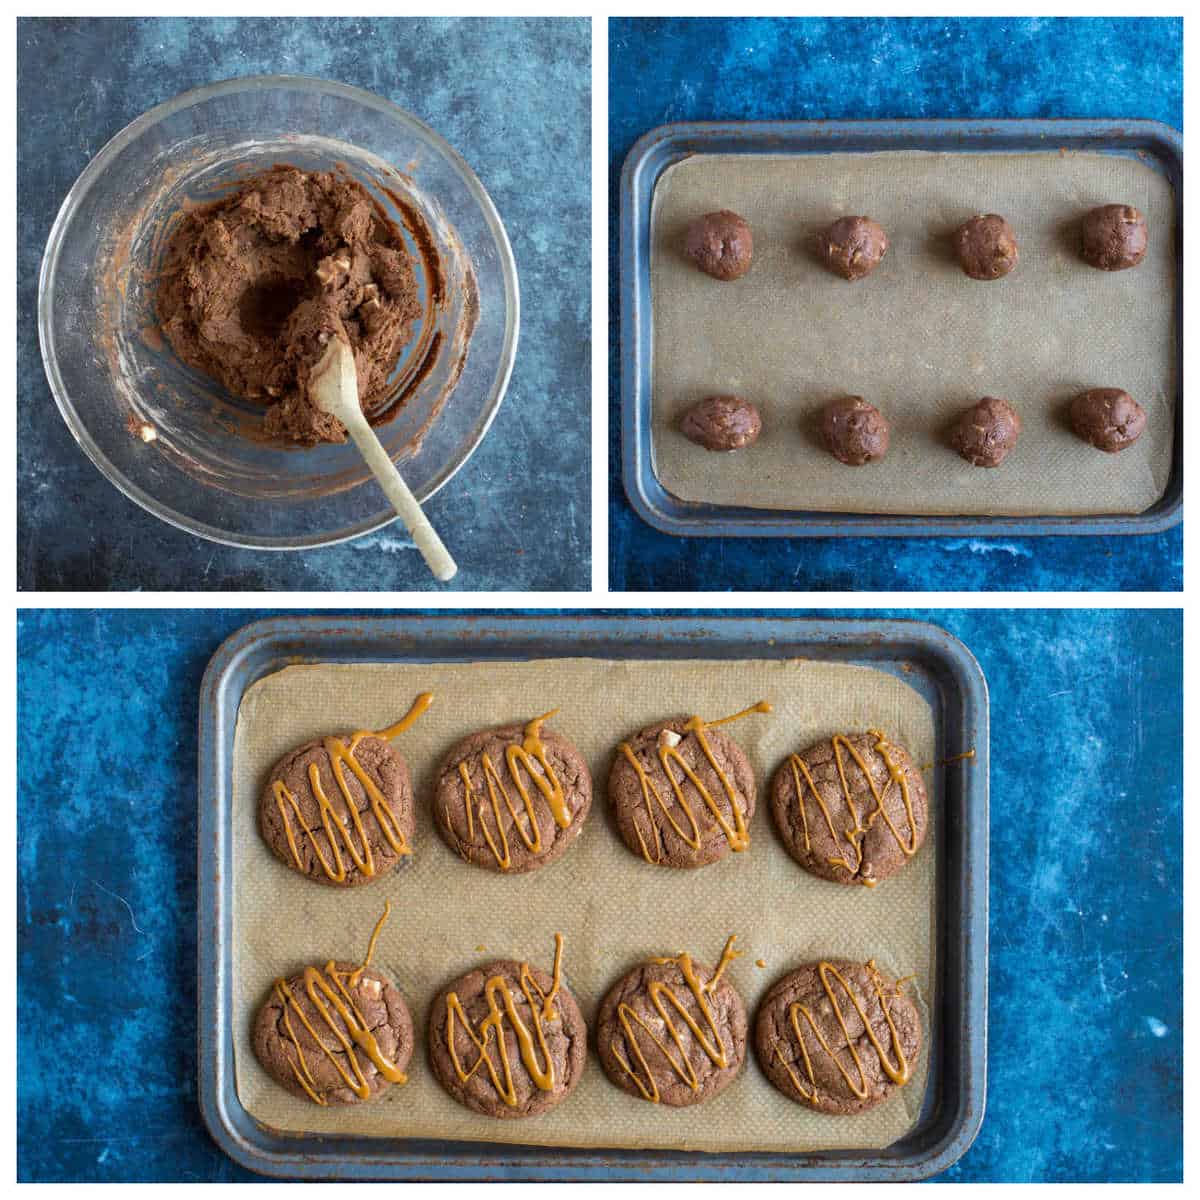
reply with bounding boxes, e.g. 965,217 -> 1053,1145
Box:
342,407 -> 458,582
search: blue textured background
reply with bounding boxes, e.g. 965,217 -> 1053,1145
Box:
17,608 -> 1181,1181
609,17 -> 1183,592
18,17 -> 590,591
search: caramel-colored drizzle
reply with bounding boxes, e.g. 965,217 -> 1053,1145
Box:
444,934 -> 565,1108
611,935 -> 743,1103
772,960 -> 912,1102
274,902 -> 407,1106
619,702 -> 771,864
273,692 -> 431,883
448,711 -> 572,871
787,729 -> 918,888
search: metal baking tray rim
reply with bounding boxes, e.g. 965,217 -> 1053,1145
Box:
198,614 -> 989,1180
620,118 -> 1183,539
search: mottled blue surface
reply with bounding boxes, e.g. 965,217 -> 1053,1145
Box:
17,609 -> 1181,1181
609,18 -> 1182,592
18,17 -> 590,591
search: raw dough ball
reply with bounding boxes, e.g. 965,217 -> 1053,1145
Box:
952,397 -> 1022,467
685,210 -> 753,280
1070,388 -> 1146,452
680,395 -> 762,451
821,397 -> 890,466
818,216 -> 889,281
1080,204 -> 1148,271
953,214 -> 1019,280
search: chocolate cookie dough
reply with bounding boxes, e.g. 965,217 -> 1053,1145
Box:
1070,387 -> 1147,452
685,210 -> 753,281
1080,204 -> 1148,271
680,394 -> 762,451
596,937 -> 747,1107
953,213 -> 1018,280
433,715 -> 592,875
755,958 -> 922,1115
952,396 -> 1022,467
252,907 -> 414,1106
156,165 -> 422,443
822,397 -> 890,466
259,730 -> 414,888
818,216 -> 889,281
769,730 -> 928,888
428,938 -> 586,1119
608,704 -> 767,869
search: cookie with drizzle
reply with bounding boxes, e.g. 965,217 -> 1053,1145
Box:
258,693 -> 431,888
596,935 -> 748,1108
769,730 -> 928,887
755,957 -> 922,1114
252,903 -> 413,1106
608,702 -> 770,869
433,713 -> 592,875
428,935 -> 587,1119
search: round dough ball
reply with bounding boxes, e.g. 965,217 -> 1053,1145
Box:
685,210 -> 753,280
1070,388 -> 1147,452
819,216 -> 889,281
680,394 -> 762,451
952,397 -> 1022,467
1080,204 -> 1148,271
822,397 -> 890,466
953,214 -> 1018,280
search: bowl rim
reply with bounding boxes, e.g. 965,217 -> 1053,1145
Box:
37,73 -> 520,551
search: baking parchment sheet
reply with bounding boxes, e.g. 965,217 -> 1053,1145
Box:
232,657 -> 938,1153
651,150 -> 1176,516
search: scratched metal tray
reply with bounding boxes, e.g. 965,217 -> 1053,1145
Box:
620,118 -> 1183,537
197,614 -> 988,1180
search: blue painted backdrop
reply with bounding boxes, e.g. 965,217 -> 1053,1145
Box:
18,17 -> 590,591
17,609 -> 1181,1181
609,17 -> 1182,591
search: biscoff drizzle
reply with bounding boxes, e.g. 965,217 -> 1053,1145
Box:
272,691 -> 432,882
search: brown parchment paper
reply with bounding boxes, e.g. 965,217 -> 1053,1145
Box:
651,150 -> 1176,515
231,657 -> 938,1153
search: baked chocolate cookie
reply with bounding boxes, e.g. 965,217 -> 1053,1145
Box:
755,958 -> 922,1114
259,729 -> 414,887
1080,204 -> 1148,271
681,394 -> 762,451
608,704 -> 767,869
818,216 -> 889,281
433,714 -> 591,874
685,210 -> 753,281
1070,387 -> 1147,452
822,397 -> 890,466
953,213 -> 1018,280
252,907 -> 413,1106
952,396 -> 1021,467
769,730 -> 928,888
428,937 -> 586,1119
597,936 -> 747,1107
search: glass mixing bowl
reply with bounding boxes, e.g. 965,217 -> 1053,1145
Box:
38,75 -> 518,549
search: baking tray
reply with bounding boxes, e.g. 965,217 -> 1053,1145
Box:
619,119 -> 1183,538
197,614 -> 989,1180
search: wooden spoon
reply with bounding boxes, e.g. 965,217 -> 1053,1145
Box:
310,337 -> 457,582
